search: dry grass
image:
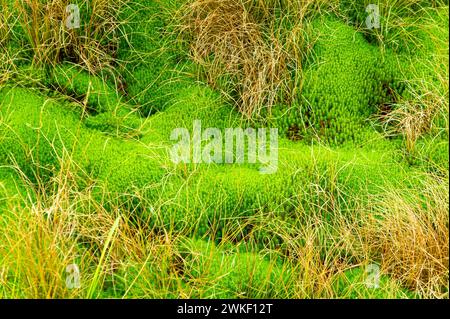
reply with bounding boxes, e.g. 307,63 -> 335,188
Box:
381,58 -> 449,154
0,159 -> 89,298
0,1 -> 11,46
246,163 -> 449,298
178,0 -> 448,123
0,157 -> 181,298
177,0 -> 287,118
384,97 -> 436,154
379,5 -> 448,155
0,2 -> 15,86
176,0 -> 331,118
360,173 -> 449,298
357,0 -> 448,54
0,124 -> 178,298
1,155 -> 448,298
14,0 -> 126,73
0,0 -> 448,299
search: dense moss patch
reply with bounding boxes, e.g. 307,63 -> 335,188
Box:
270,16 -> 400,145
177,239 -> 293,298
117,0 -> 189,115
0,87 -> 417,243
0,167 -> 30,213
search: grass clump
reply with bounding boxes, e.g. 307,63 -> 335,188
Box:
340,0 -> 448,54
360,173 -> 449,298
13,0 -> 125,73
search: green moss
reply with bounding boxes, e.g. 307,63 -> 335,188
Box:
340,1 -> 448,54
0,87 -> 166,194
270,8 -> 448,148
333,266 -> 416,299
414,135 -> 449,173
98,259 -> 182,299
0,167 -> 30,213
46,64 -> 121,114
149,137 -> 415,244
141,84 -> 245,144
270,16 -> 395,145
177,239 -> 293,298
45,64 -> 145,137
83,110 -> 143,139
118,0 -> 189,115
1,0 -> 447,299
0,87 -> 419,246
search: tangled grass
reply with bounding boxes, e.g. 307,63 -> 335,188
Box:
12,0 -> 128,76
176,0 -> 330,118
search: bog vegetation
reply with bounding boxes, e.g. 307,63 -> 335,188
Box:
0,0 -> 448,298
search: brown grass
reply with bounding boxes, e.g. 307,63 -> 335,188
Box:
14,0 -> 125,73
360,173 -> 449,298
381,60 -> 449,154
1,156 -> 448,298
0,154 -> 181,298
176,0 -> 330,118
177,0 -> 286,118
